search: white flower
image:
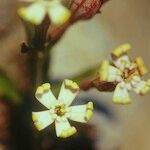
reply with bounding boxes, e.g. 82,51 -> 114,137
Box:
32,79 -> 93,138
98,43 -> 150,104
18,0 -> 71,25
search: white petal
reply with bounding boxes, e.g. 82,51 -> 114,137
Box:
35,83 -> 57,109
120,82 -> 126,89
58,79 -> 79,106
113,83 -> 131,104
32,111 -> 54,131
55,118 -> 76,138
113,55 -> 131,71
132,80 -> 149,95
126,83 -> 132,90
69,106 -> 86,123
18,2 -> 46,24
69,105 -> 87,123
116,76 -> 123,82
132,76 -> 141,82
108,66 -> 122,82
48,1 -> 71,25
69,102 -> 93,123
131,79 -> 137,87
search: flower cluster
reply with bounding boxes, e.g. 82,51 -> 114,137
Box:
18,0 -> 108,138
32,79 -> 93,138
94,43 -> 150,104
18,0 -> 149,141
18,0 -> 71,25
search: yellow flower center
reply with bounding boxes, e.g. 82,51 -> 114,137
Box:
54,104 -> 66,116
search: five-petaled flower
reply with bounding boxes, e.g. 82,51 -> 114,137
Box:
32,79 -> 93,138
97,43 -> 150,104
18,0 -> 71,25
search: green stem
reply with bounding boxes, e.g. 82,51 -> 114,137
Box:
34,45 -> 52,88
35,52 -> 44,87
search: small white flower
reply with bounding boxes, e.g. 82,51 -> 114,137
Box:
32,79 -> 93,138
98,43 -> 150,104
18,0 -> 71,25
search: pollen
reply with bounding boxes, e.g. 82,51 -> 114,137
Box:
59,127 -> 77,138
42,83 -> 51,91
99,60 -> 109,81
86,102 -> 93,110
36,86 -> 44,95
55,105 -> 66,116
85,110 -> 93,121
85,101 -> 93,121
135,57 -> 148,76
64,79 -> 79,91
111,43 -> 131,57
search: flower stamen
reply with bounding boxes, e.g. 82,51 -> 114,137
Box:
54,104 -> 66,116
